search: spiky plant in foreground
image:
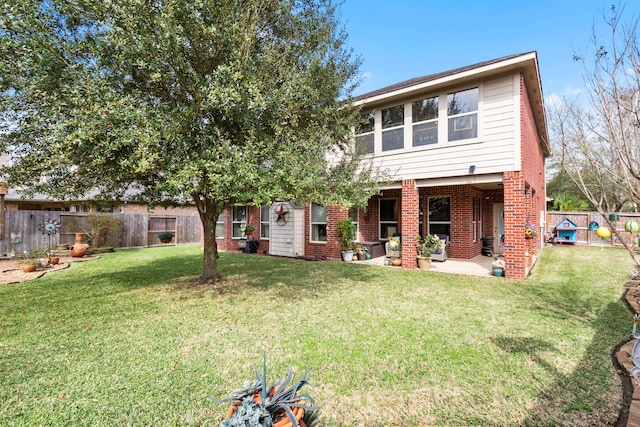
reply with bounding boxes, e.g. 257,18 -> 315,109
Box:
218,354 -> 321,427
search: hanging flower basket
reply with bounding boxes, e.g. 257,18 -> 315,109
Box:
524,221 -> 538,239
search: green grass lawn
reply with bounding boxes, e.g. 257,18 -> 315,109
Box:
0,245 -> 634,426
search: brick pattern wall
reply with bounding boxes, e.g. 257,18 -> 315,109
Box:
213,206 -> 269,253
303,204 -> 349,260
401,180 -> 419,268
503,171 -> 526,278
500,74 -> 547,278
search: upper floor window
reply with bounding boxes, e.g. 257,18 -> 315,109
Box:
310,203 -> 327,242
260,205 -> 270,239
382,105 -> 404,151
412,96 -> 438,146
447,88 -> 478,141
355,112 -> 375,154
232,206 -> 247,238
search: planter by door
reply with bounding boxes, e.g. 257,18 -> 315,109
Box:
70,233 -> 87,258
417,256 -> 432,270
492,267 -> 504,277
341,250 -> 354,262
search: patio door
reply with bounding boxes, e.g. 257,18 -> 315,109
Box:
493,203 -> 504,254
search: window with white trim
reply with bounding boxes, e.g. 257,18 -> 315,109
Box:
412,96 -> 438,146
472,196 -> 481,242
428,196 -> 451,237
447,88 -> 478,141
355,112 -> 375,154
310,203 -> 327,242
349,208 -> 358,240
215,211 -> 225,238
381,104 -> 404,151
232,206 -> 247,238
379,199 -> 398,239
260,205 -> 270,239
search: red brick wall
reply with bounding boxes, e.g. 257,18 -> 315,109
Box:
401,180 -> 419,268
303,204 -> 349,260
501,74 -> 547,278
212,206 -> 269,253
417,185 -> 485,259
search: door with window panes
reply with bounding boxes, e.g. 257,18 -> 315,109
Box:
428,197 -> 450,238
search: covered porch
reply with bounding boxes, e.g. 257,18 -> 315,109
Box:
360,253 -> 496,277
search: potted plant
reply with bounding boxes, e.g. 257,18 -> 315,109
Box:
158,231 -> 174,243
28,248 -> 49,268
415,234 -> 443,270
524,221 -> 538,239
18,259 -> 38,273
337,218 -> 356,262
492,258 -> 505,277
240,223 -> 256,237
355,244 -> 367,261
218,354 -> 321,427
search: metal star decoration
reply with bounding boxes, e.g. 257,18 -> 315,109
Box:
274,204 -> 288,225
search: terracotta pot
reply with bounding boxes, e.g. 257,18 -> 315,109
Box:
20,263 -> 37,273
226,391 -> 306,427
48,256 -> 60,265
391,257 -> 402,267
70,233 -> 87,258
417,256 -> 432,270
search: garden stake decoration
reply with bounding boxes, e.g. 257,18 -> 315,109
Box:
38,219 -> 61,259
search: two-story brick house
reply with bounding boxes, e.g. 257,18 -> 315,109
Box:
213,52 -> 550,278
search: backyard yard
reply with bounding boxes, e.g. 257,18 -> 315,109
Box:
0,245 -> 634,426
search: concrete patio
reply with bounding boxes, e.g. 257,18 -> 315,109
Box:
359,254 -> 497,277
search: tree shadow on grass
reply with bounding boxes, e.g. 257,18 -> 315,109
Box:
493,299 -> 631,426
56,249 -> 384,302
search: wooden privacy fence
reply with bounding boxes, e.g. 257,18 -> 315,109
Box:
0,210 -> 201,253
546,211 -> 640,247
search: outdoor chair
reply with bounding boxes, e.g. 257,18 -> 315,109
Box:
431,234 -> 449,262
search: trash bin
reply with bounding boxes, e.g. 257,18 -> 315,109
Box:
481,236 -> 494,257
243,239 -> 259,254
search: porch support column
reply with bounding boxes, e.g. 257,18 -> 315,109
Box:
503,172 -> 526,279
401,179 -> 419,268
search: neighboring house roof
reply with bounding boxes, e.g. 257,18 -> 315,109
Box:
352,51 -> 550,157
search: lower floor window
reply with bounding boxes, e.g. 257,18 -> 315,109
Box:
215,211 -> 225,238
428,196 -> 451,237
260,205 -> 270,239
310,203 -> 327,242
379,199 -> 398,239
232,206 -> 247,238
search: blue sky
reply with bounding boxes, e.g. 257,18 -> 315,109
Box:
339,0 -> 639,101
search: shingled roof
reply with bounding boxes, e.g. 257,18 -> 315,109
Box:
352,51 -> 536,102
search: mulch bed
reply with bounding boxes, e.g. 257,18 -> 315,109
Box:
0,256 -> 99,285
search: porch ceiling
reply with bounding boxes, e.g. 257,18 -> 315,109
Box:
382,173 -> 504,190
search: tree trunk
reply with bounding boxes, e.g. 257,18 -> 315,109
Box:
196,198 -> 223,281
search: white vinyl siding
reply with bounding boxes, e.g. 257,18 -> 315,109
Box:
362,74 -> 518,181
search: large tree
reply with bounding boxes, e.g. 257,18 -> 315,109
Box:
0,0 -> 387,280
549,4 -> 640,261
